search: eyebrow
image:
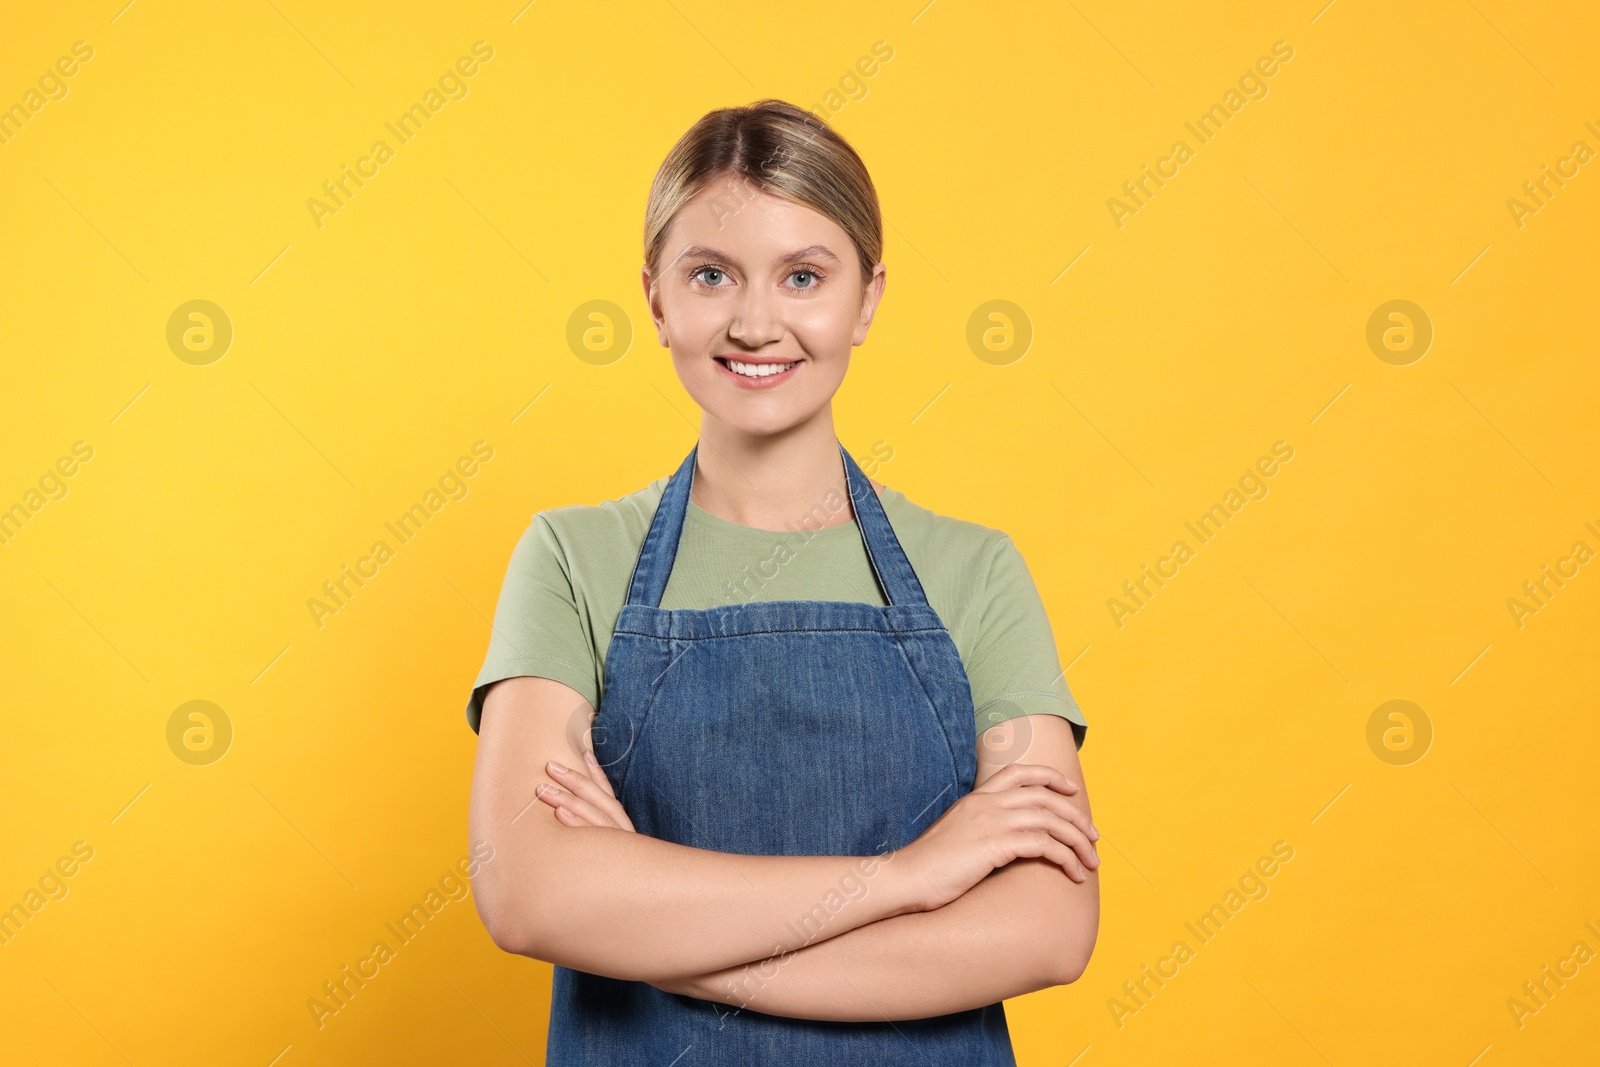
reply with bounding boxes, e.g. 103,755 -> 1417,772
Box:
670,244 -> 843,269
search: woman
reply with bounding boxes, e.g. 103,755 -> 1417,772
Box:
466,99 -> 1100,1066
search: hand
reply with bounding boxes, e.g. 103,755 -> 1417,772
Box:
542,756 -> 708,998
538,750 -> 637,833
898,762 -> 1098,913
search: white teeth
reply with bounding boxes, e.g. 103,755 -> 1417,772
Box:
724,359 -> 797,378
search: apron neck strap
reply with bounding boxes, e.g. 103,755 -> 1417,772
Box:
623,439 -> 930,609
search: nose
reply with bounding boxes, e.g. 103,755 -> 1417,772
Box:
727,284 -> 782,347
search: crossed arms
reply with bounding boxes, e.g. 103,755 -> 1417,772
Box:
467,675 -> 1099,1023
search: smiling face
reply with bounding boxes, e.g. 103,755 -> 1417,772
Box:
642,174 -> 886,440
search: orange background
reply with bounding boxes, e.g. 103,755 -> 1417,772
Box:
2,1 -> 1597,1063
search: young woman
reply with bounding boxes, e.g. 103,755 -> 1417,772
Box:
466,99 -> 1099,1066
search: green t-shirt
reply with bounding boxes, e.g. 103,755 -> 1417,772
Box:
466,477 -> 1087,749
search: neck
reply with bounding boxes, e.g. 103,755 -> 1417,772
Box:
690,415 -> 863,532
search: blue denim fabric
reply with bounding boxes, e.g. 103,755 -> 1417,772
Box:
546,440 -> 1017,1066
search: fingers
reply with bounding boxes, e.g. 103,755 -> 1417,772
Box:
552,802 -> 586,827
972,762 -> 1081,799
1030,832 -> 1092,883
1004,807 -> 1099,876
995,784 -> 1098,843
975,763 -> 1098,841
584,749 -> 618,798
537,779 -> 615,827
545,759 -> 602,804
541,760 -> 629,829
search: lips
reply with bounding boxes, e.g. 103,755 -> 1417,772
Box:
713,355 -> 801,389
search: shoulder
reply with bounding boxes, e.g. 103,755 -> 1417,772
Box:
538,476 -> 666,539
518,476 -> 667,572
879,485 -> 1015,574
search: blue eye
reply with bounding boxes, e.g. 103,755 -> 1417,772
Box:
688,265 -> 826,291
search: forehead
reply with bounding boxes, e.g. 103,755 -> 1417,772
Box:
668,178 -> 850,258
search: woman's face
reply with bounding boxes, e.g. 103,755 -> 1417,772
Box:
642,174 -> 887,439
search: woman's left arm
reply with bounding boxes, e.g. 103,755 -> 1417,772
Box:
656,714 -> 1098,1021
547,713 -> 1099,1021
646,539 -> 1099,1019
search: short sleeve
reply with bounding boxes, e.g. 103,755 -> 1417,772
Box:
464,515 -> 601,734
967,534 -> 1088,750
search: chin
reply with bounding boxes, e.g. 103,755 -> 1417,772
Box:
694,397 -> 823,439
710,411 -> 806,438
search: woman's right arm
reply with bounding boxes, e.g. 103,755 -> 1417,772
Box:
468,674 -> 927,983
470,674 -> 1096,985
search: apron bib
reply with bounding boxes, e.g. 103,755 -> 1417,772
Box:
546,439 -> 1018,1066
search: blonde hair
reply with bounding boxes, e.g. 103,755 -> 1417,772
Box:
643,99 -> 882,286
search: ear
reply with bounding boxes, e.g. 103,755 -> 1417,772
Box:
852,262 -> 888,346
640,265 -> 668,346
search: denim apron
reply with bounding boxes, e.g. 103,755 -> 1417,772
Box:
545,439 -> 1018,1066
